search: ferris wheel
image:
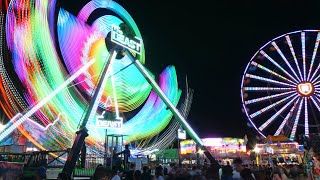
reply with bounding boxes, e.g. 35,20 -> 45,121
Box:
241,30 -> 320,140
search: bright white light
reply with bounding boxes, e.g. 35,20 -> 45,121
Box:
0,123 -> 5,131
198,149 -> 204,154
297,82 -> 314,96
300,84 -> 310,93
253,147 -> 261,153
0,59 -> 96,141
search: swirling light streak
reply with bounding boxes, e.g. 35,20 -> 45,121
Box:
259,95 -> 298,131
271,42 -> 300,82
260,50 -> 298,83
139,86 -> 193,155
307,32 -> 320,81
6,0 -> 88,132
85,51 -> 117,126
285,35 -> 303,80
133,58 -> 204,146
0,0 -> 10,12
0,59 -> 96,142
249,93 -> 296,118
290,98 -> 303,140
1,0 -> 184,154
58,8 -> 151,112
245,74 -> 295,87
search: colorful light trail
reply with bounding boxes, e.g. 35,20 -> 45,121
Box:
0,0 -> 183,153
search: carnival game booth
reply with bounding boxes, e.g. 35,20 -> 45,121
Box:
254,135 -> 303,165
180,138 -> 247,164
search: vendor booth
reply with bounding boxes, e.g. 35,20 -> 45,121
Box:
253,135 -> 303,165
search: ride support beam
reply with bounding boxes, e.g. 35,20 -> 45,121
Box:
124,49 -> 218,164
61,50 -> 118,177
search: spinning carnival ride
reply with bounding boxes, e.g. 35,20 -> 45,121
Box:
0,0 -> 192,155
241,30 -> 320,140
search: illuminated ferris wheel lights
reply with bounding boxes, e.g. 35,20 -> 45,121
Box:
242,30 -> 320,139
307,32 -> 320,81
274,104 -> 296,136
258,96 -> 298,131
271,42 -> 301,83
290,99 -> 303,140
260,50 -> 299,84
250,61 -> 296,85
285,35 -> 304,81
301,32 -> 307,81
296,82 -> 314,97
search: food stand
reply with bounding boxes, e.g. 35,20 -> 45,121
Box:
253,135 -> 303,165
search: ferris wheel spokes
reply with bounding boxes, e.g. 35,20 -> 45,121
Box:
285,35 -> 304,81
243,87 -> 296,91
307,32 -> 320,81
251,61 -> 297,85
315,93 -> 320,103
290,98 -> 304,140
246,74 -> 296,87
249,93 -> 297,119
244,91 -> 295,105
274,104 -> 297,136
271,42 -> 301,83
311,71 -> 320,84
310,96 -> 320,112
242,30 -> 320,140
301,32 -> 307,81
260,50 -> 300,84
304,97 -> 309,136
258,95 -> 298,131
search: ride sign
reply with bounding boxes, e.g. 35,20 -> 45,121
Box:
111,24 -> 142,54
96,111 -> 123,129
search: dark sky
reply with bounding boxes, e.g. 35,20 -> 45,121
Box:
108,0 -> 320,138
3,0 -> 320,139
62,0 -> 320,138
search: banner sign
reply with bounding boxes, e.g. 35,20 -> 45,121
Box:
178,129 -> 186,140
111,24 -> 142,54
96,111 -> 123,129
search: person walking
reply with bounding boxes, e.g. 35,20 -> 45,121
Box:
222,161 -> 233,180
233,158 -> 256,180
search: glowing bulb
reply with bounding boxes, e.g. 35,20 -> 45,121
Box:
297,82 -> 314,96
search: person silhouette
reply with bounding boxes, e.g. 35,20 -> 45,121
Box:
115,144 -> 131,170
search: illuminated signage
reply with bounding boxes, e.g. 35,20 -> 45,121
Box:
297,82 -> 314,96
111,24 -> 142,54
178,129 -> 186,140
180,140 -> 196,155
96,111 -> 123,129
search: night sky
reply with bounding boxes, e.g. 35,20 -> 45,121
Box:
115,0 -> 320,139
3,0 -> 320,140
46,0 -> 320,138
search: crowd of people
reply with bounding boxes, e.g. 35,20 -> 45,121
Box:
84,157 -> 310,180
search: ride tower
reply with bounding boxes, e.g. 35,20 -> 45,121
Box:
60,24 -> 218,177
